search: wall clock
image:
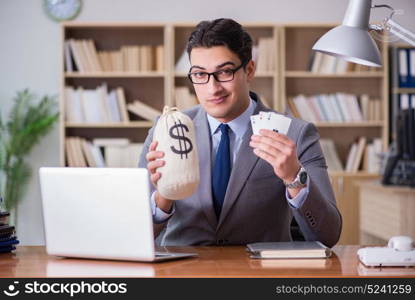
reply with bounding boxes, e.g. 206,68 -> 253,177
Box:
44,0 -> 82,22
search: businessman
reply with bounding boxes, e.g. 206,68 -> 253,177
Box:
138,18 -> 342,247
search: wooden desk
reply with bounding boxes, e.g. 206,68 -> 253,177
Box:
1,246 -> 414,277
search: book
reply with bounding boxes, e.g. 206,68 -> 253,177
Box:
398,49 -> 409,87
256,37 -> 275,72
80,40 -> 94,72
287,97 -> 300,118
87,39 -> 102,72
81,89 -> 107,123
89,143 -> 106,167
104,143 -> 143,168
246,241 -> 331,259
97,84 -> 112,122
127,100 -> 162,121
311,52 -> 323,73
345,142 -> 358,172
81,139 -> 97,167
116,87 -> 129,122
107,89 -> 122,122
156,45 -> 164,71
64,87 -> 84,123
320,139 -> 343,171
68,39 -> 85,72
73,137 -> 87,167
93,138 -> 130,147
65,138 -> 75,167
0,212 -> 10,225
64,41 -> 74,72
362,138 -> 382,173
351,137 -> 367,172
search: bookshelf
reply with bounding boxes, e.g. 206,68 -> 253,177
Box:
60,22 -> 391,244
280,24 -> 389,171
61,22 -> 171,167
389,43 -> 415,143
279,24 -> 389,244
60,22 -> 283,168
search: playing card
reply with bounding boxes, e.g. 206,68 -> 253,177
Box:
250,115 -> 260,135
250,111 -> 292,135
270,113 -> 291,135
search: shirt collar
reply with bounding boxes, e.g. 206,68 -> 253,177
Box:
207,97 -> 256,138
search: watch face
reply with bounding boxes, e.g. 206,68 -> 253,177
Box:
44,0 -> 82,21
299,171 -> 307,184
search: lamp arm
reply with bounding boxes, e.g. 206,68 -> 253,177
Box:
386,19 -> 415,47
368,4 -> 415,47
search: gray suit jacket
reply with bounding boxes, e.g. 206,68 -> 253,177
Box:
138,93 -> 342,247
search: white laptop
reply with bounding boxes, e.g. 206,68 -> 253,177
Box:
39,167 -> 197,262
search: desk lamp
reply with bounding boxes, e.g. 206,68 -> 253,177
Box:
312,0 -> 415,67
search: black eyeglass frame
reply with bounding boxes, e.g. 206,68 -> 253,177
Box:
187,61 -> 248,84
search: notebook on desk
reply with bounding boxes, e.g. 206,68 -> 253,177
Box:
39,167 -> 197,262
247,241 -> 331,259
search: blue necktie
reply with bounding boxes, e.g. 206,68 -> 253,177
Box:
212,124 -> 231,218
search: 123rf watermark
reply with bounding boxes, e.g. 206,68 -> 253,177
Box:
2,280 -> 127,297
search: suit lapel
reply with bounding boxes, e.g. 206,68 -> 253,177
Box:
217,98 -> 270,230
194,107 -> 218,229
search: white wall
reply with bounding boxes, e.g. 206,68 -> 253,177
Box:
1,0 -> 414,245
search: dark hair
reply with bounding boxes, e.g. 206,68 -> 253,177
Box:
186,18 -> 253,65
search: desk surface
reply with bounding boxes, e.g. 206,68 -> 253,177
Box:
1,246 -> 415,278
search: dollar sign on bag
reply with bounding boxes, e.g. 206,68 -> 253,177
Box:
169,120 -> 193,159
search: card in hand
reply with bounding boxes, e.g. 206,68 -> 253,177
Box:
250,111 -> 291,135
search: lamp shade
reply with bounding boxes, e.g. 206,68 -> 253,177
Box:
312,0 -> 382,67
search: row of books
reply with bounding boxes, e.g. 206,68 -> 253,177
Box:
174,37 -> 276,73
287,93 -> 382,123
309,52 -> 380,74
65,84 -> 163,123
321,138 -> 382,173
65,39 -> 164,73
0,204 -> 19,253
252,37 -> 276,72
345,137 -> 382,173
399,94 -> 415,110
65,137 -> 143,168
396,47 -> 415,88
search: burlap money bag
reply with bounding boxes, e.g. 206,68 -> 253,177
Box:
153,106 -> 199,200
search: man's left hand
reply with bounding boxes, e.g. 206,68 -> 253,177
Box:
249,129 -> 300,184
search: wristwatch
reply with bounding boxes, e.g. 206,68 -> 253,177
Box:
283,166 -> 308,189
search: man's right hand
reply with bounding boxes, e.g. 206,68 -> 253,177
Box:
146,141 -> 174,213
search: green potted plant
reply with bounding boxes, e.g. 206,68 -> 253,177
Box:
0,89 -> 59,218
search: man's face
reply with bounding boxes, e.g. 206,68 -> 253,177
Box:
189,46 -> 255,123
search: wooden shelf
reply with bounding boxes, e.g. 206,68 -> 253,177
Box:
65,72 -> 165,78
393,88 -> 415,94
65,121 -> 153,128
314,121 -> 384,128
61,23 -> 389,177
285,71 -> 383,78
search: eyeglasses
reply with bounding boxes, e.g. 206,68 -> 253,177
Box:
187,61 -> 247,84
